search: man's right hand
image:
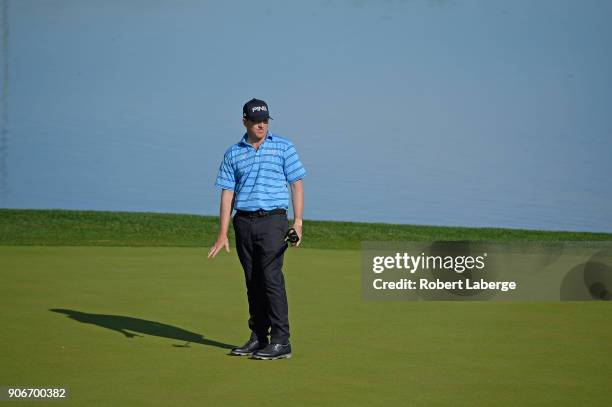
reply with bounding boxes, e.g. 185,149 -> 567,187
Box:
208,235 -> 230,259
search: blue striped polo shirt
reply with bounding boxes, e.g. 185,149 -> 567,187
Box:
214,132 -> 307,211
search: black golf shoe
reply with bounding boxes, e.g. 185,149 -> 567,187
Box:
229,338 -> 268,356
251,342 -> 292,360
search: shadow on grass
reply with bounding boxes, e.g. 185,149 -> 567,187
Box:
50,308 -> 234,349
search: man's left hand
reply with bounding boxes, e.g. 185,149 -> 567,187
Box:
291,223 -> 302,247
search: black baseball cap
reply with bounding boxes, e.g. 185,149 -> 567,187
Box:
243,98 -> 273,122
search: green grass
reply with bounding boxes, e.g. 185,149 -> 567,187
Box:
1,209 -> 611,406
1,246 -> 611,406
1,209 -> 611,249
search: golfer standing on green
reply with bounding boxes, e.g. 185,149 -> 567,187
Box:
208,98 -> 306,360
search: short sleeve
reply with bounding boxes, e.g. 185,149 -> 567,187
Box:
282,142 -> 307,184
214,150 -> 236,190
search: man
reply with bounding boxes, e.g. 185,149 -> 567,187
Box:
207,98 -> 306,360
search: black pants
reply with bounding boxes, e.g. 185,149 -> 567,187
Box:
233,211 -> 290,344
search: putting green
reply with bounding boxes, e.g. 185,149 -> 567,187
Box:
1,246 -> 610,406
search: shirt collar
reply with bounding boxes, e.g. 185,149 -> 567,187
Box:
239,131 -> 273,146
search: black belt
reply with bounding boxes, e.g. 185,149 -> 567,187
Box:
236,208 -> 286,218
